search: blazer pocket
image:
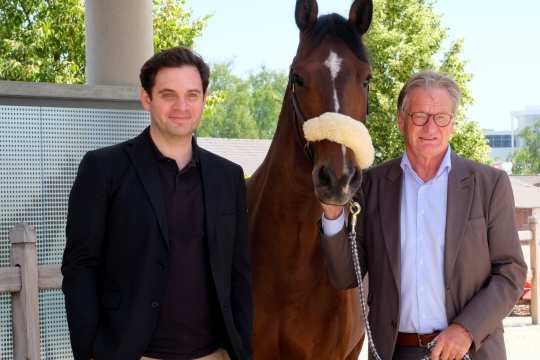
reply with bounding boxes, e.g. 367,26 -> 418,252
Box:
100,290 -> 122,310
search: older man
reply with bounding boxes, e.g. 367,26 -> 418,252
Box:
321,71 -> 526,360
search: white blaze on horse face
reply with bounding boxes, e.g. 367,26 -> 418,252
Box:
324,51 -> 343,112
325,51 -> 350,179
341,144 -> 349,180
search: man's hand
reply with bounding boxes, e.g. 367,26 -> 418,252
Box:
321,203 -> 344,220
430,323 -> 473,360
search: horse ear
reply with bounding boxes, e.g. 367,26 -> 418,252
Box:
295,0 -> 319,31
349,0 -> 373,35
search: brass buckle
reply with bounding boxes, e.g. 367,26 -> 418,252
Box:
417,333 -> 428,347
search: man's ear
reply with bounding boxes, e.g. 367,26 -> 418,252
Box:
139,87 -> 152,111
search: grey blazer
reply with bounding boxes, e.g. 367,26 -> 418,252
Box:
321,152 -> 526,360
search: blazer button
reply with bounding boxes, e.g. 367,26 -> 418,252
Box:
391,320 -> 397,329
151,301 -> 160,309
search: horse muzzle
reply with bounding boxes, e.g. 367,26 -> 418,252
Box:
313,164 -> 362,206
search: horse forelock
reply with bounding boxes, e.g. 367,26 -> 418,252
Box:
301,13 -> 370,64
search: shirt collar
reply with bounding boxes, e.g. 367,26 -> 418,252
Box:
400,146 -> 452,180
146,129 -> 200,168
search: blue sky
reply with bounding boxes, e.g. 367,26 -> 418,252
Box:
189,0 -> 540,131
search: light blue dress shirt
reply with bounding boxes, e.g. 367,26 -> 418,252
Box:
398,146 -> 452,333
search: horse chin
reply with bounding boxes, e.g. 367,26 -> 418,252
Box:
315,188 -> 354,207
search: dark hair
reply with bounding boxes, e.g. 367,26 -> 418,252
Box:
139,47 -> 210,96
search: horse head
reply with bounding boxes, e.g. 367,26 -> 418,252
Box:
291,0 -> 373,206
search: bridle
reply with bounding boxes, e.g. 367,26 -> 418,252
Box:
289,61 -> 314,163
288,58 -> 370,165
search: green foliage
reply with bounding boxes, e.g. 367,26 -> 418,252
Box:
152,0 -> 209,52
0,0 -> 85,83
198,63 -> 287,139
364,0 -> 487,163
0,0 -> 208,84
450,120 -> 490,163
248,67 -> 288,139
513,119 -> 540,175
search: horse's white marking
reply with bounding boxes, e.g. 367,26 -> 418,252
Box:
325,51 -> 348,178
332,91 -> 340,113
342,144 -> 348,175
324,51 -> 342,81
324,51 -> 342,112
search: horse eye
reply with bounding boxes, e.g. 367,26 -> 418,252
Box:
292,73 -> 305,87
362,75 -> 372,88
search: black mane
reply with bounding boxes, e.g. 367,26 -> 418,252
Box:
304,13 -> 369,64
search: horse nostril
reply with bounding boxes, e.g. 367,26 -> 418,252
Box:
317,165 -> 332,187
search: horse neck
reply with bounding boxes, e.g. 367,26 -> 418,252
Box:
249,88 -> 319,214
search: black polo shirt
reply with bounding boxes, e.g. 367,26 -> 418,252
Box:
144,133 -> 225,359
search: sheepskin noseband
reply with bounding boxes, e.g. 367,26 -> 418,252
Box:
302,112 -> 374,169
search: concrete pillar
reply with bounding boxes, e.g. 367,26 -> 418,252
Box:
85,0 -> 154,86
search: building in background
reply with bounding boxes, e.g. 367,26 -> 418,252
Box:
483,106 -> 540,165
484,129 -> 515,161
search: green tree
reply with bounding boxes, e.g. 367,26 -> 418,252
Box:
248,67 -> 287,139
0,0 -> 208,83
153,0 -> 209,52
199,63 -> 287,139
365,0 -> 489,163
0,0 -> 85,83
513,119 -> 540,175
198,63 -> 259,139
450,120 -> 491,163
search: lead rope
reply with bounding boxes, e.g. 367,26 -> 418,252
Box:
348,201 -> 383,360
348,200 -> 472,360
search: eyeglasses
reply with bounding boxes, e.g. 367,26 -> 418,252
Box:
405,112 -> 453,127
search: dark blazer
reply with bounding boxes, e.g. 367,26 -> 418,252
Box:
322,152 -> 526,360
62,128 -> 252,360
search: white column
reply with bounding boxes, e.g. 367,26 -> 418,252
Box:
85,0 -> 154,86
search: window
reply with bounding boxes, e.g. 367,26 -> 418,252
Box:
486,134 -> 512,148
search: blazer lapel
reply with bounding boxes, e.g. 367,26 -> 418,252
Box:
379,159 -> 403,292
198,149 -> 221,258
126,128 -> 169,249
444,153 -> 474,285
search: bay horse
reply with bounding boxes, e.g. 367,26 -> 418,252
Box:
247,0 -> 373,358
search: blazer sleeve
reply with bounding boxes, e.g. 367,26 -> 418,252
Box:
62,151 -> 108,360
452,172 -> 527,351
320,193 -> 367,291
231,166 -> 253,359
